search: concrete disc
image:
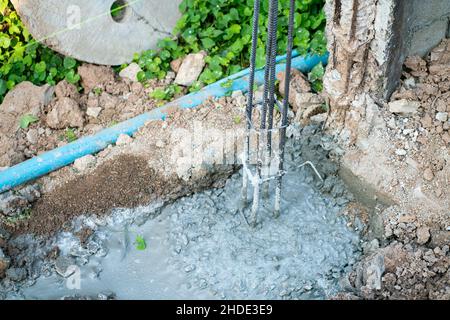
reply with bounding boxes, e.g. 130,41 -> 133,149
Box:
11,0 -> 182,65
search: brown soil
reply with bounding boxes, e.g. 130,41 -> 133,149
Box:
0,64 -> 184,168
320,39 -> 450,300
347,242 -> 450,300
17,155 -> 154,235
4,93 -> 245,237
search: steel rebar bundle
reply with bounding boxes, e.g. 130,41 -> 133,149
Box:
242,0 -> 296,226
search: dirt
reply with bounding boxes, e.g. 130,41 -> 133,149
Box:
314,39 -> 450,300
389,39 -> 450,172
346,241 -> 450,300
0,63 -> 184,168
17,155 -> 155,235
1,92 -> 248,237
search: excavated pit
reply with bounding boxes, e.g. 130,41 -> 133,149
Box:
0,127 -> 363,300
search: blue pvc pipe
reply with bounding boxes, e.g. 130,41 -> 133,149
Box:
0,53 -> 328,193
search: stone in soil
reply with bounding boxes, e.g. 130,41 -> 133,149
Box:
77,64 -> 116,92
0,81 -> 54,166
388,99 -> 420,115
423,168 -> 434,181
349,242 -> 450,299
404,56 -> 428,77
416,227 -> 431,245
86,107 -> 102,119
170,58 -> 183,73
174,51 -> 207,87
277,69 -> 311,98
46,98 -> 84,129
119,63 -> 142,82
73,155 -> 97,172
54,80 -> 80,100
26,129 -> 39,145
435,112 -> 448,122
116,134 -> 133,146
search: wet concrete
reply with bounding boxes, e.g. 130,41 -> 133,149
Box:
2,127 -> 362,300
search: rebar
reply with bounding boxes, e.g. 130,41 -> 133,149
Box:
263,0 -> 279,199
275,0 -> 295,217
250,0 -> 279,227
243,0 -> 296,226
242,0 -> 261,206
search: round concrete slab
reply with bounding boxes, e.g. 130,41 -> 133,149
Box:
11,0 -> 182,65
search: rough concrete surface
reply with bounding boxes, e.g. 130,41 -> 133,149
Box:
11,0 -> 182,65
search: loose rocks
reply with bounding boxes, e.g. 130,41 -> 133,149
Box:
174,52 -> 207,87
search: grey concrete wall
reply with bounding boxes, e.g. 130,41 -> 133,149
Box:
404,0 -> 450,57
314,0 -> 450,104
383,0 -> 450,99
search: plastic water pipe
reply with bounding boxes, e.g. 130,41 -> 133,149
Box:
0,53 -> 328,193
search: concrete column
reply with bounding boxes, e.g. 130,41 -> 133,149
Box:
323,0 -> 450,112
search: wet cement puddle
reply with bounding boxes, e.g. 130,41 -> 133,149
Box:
3,134 -> 362,300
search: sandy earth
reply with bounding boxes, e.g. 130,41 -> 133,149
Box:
0,64 -> 181,168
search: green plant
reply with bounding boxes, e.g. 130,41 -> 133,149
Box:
308,61 -> 324,92
0,0 -> 80,102
3,208 -> 32,226
189,80 -> 203,93
93,87 -> 103,96
133,0 -> 326,90
64,128 -> 77,142
19,114 -> 39,129
135,49 -> 168,82
134,235 -> 147,251
149,84 -> 182,102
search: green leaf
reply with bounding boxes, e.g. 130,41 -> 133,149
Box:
189,81 -> 203,93
149,88 -> 167,101
63,57 -> 77,69
19,114 -> 39,129
0,79 -> 6,97
309,62 -> 325,82
65,70 -> 80,84
0,35 -> 11,49
256,47 -> 266,69
34,61 -> 46,73
220,79 -> 234,89
135,235 -> 147,251
201,38 -> 215,50
65,128 -> 77,142
137,71 -> 147,82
